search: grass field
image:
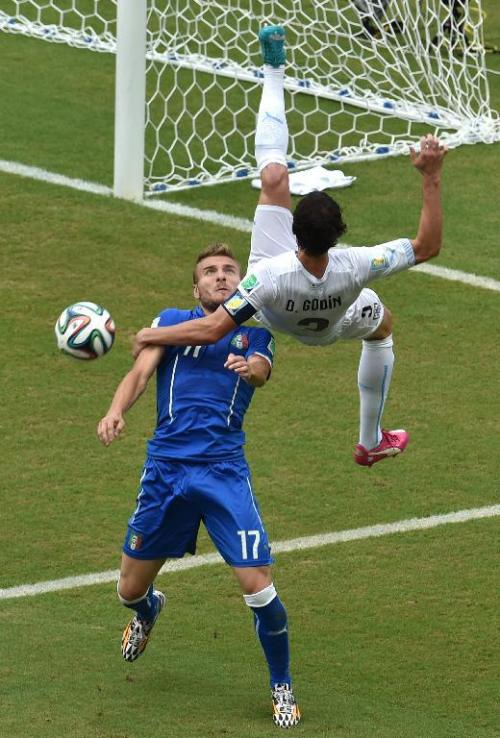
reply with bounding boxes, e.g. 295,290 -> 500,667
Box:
1,4 -> 500,737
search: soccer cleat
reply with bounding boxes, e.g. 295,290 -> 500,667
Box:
354,429 -> 409,467
259,25 -> 286,68
121,590 -> 166,662
271,683 -> 301,729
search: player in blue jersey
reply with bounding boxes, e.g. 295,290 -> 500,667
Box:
133,27 -> 447,470
97,243 -> 300,729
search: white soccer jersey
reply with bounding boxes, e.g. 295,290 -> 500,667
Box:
224,238 -> 415,346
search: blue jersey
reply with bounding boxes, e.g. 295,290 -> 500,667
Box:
146,306 -> 275,462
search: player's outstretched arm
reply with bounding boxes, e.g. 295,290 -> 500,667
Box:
410,134 -> 448,264
133,305 -> 237,358
97,346 -> 164,446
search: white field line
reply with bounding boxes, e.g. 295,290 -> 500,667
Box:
1,504 -> 499,601
1,158 -> 500,293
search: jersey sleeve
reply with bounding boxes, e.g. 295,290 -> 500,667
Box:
223,264 -> 276,325
246,328 -> 276,368
349,238 -> 416,287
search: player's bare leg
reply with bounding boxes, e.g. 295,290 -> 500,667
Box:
355,305 -> 409,466
234,562 -> 301,728
118,554 -> 166,662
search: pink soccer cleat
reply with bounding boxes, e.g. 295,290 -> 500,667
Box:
354,429 -> 409,467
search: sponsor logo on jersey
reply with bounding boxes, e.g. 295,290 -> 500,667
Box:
128,531 -> 143,551
241,274 -> 259,293
225,291 -> 246,314
231,332 -> 249,350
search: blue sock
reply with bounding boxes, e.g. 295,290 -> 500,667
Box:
117,583 -> 159,622
244,584 -> 291,687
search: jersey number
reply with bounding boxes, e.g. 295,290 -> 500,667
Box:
183,345 -> 203,357
237,530 -> 260,560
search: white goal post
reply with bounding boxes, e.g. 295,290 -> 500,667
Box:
1,0 -> 499,200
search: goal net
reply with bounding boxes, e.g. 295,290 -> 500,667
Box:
2,0 -> 498,196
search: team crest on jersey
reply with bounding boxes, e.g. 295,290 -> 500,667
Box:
370,255 -> 387,271
241,274 -> 259,293
225,292 -> 246,314
128,531 -> 143,551
231,332 -> 249,350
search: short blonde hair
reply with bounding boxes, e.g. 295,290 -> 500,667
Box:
193,243 -> 241,282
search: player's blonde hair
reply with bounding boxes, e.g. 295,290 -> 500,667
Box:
193,243 -> 241,282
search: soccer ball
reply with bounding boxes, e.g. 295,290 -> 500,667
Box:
55,301 -> 115,360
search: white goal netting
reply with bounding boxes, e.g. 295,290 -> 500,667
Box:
1,0 -> 499,194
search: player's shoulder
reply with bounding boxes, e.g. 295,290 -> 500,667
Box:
154,305 -> 200,326
256,250 -> 299,278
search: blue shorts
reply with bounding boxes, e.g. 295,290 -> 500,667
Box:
123,456 -> 273,568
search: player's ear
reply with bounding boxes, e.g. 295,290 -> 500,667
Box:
193,283 -> 200,299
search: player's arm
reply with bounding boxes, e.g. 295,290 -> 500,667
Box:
97,346 -> 164,446
410,134 -> 448,264
133,305 -> 237,358
224,353 -> 271,387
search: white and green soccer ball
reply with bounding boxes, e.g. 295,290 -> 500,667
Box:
55,301 -> 115,360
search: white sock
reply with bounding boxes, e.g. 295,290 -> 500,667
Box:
358,335 -> 394,450
255,66 -> 288,171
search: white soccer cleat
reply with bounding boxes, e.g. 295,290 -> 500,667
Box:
271,683 -> 301,728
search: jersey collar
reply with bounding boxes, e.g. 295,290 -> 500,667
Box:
294,251 -> 334,285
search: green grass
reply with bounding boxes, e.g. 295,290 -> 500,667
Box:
1,7 -> 500,738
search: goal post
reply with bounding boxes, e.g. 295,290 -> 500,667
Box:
1,0 -> 499,200
113,0 -> 147,202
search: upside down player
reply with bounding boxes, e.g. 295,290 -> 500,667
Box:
98,244 -> 300,728
134,26 -> 448,468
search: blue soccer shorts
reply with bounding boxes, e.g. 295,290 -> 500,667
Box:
122,456 -> 273,568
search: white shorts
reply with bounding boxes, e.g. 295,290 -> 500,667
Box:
336,288 -> 384,341
249,204 -> 384,342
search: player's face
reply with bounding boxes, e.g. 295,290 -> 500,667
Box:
194,256 -> 241,313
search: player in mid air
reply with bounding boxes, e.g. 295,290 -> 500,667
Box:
98,244 -> 300,729
134,26 -> 448,468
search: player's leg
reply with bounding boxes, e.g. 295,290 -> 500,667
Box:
119,457 -> 200,661
201,459 -> 300,727
247,25 -> 296,272
338,290 -> 409,466
118,554 -> 166,662
234,566 -> 300,729
256,25 -> 290,210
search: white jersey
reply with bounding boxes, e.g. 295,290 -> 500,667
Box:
224,238 -> 415,346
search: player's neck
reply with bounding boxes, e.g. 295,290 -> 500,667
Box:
296,249 -> 329,279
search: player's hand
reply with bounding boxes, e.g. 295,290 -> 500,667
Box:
410,134 -> 448,177
97,411 -> 125,446
132,329 -> 148,359
224,352 -> 251,380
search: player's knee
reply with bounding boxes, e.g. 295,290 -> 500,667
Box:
261,163 -> 289,199
374,305 -> 392,338
117,575 -> 145,604
382,305 -> 393,333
